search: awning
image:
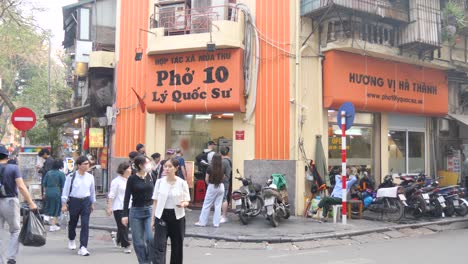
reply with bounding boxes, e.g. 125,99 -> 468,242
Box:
44,105 -> 90,126
448,113 -> 468,126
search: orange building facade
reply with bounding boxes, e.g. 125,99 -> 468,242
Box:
112,0 -> 452,215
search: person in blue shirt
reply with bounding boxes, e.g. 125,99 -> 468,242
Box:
312,167 -> 358,219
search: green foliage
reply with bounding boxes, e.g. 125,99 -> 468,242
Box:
442,0 -> 466,45
0,1 -> 71,147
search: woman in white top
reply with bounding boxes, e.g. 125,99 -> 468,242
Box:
151,158 -> 190,264
107,162 -> 132,253
195,153 -> 225,227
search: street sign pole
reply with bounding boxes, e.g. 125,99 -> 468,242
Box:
341,111 -> 347,225
20,131 -> 26,152
337,102 -> 355,225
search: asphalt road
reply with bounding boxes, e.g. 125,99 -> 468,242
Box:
11,227 -> 468,264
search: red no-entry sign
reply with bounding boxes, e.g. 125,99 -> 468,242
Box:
11,107 -> 36,131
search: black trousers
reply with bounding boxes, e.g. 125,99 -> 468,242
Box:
153,209 -> 185,264
113,210 -> 130,248
68,197 -> 91,248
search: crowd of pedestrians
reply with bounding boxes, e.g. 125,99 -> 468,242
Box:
0,141 -> 232,264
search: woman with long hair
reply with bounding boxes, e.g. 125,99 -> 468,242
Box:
122,155 -> 154,264
152,158 -> 190,264
195,153 -> 225,227
107,161 -> 132,253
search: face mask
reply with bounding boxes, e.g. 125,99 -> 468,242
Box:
144,164 -> 152,173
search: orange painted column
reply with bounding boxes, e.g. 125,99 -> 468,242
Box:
255,0 -> 291,160
114,0 -> 149,157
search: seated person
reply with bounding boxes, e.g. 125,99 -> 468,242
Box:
312,168 -> 357,219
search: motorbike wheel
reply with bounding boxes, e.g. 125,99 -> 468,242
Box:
430,202 -> 443,218
239,209 -> 248,225
455,203 -> 468,216
407,195 -> 426,219
269,211 -> 279,227
444,200 -> 456,217
251,196 -> 264,217
383,198 -> 404,222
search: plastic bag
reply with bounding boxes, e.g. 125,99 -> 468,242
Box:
19,210 -> 47,247
59,212 -> 69,227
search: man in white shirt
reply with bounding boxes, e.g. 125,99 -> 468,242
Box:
61,156 -> 96,256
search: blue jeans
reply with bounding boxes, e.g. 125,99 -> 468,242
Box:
130,206 -> 154,264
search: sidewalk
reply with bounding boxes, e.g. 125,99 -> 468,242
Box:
89,197 -> 468,243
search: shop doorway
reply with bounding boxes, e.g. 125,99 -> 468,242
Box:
167,114 -> 234,208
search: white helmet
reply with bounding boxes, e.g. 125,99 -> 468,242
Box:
269,183 -> 278,190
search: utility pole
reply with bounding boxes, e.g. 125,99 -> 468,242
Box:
47,36 -> 51,113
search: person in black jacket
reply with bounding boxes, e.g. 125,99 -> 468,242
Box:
121,155 -> 154,264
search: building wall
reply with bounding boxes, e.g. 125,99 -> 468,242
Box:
254,0 -> 291,160
114,0 -> 149,157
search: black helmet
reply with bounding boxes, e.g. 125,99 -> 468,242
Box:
383,175 -> 393,184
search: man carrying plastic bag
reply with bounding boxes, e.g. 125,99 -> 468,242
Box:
18,210 -> 46,247
0,145 -> 38,264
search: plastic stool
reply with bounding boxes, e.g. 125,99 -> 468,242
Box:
332,204 -> 342,223
347,200 -> 363,219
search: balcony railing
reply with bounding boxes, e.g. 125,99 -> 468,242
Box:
301,0 -> 409,23
151,4 -> 238,36
399,5 -> 441,49
324,18 -> 398,47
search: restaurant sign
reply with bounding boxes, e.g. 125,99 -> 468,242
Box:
146,49 -> 245,113
323,51 -> 448,116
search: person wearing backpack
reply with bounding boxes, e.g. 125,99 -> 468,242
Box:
0,145 -> 37,264
220,147 -> 232,224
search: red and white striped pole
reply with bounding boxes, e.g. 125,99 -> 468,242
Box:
341,110 -> 347,224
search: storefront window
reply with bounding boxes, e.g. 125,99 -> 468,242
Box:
167,114 -> 233,161
388,130 -> 425,174
328,112 -> 373,174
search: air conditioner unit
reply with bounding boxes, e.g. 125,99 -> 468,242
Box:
191,0 -> 228,33
158,0 -> 186,5
159,3 -> 188,33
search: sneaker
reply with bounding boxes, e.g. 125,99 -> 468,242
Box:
68,240 -> 77,250
194,222 -> 206,227
220,217 -> 228,224
78,246 -> 90,256
112,237 -> 119,248
54,226 -> 61,231
123,246 -> 132,254
7,259 -> 16,264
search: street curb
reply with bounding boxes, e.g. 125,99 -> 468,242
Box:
88,217 -> 468,244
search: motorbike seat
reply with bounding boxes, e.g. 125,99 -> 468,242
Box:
421,186 -> 435,193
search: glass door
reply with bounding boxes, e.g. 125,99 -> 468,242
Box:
388,130 -> 425,174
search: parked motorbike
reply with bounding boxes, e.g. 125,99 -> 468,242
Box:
364,175 -> 406,222
231,169 -> 264,225
438,185 -> 468,217
262,175 -> 290,227
397,174 -> 427,218
419,181 -> 446,217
